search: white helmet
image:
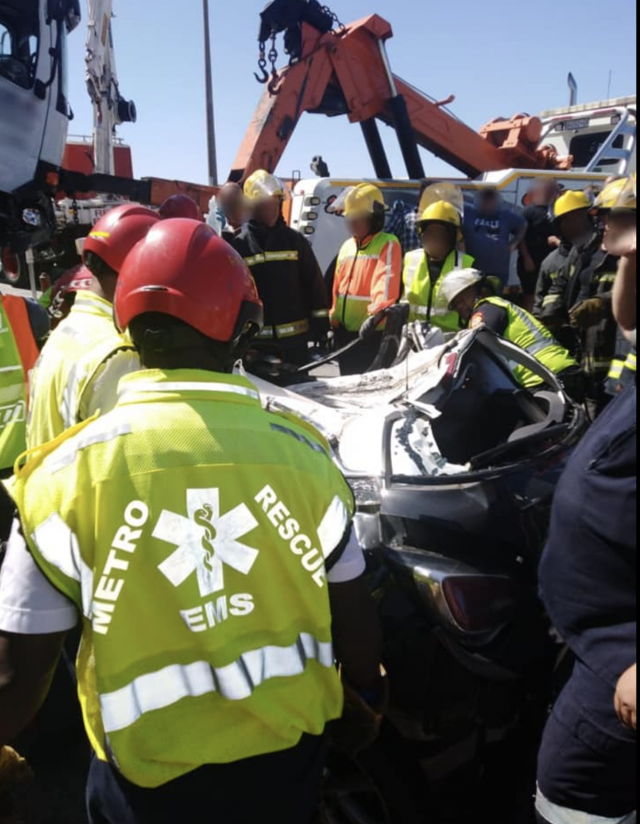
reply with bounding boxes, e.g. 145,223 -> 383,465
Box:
441,269 -> 484,310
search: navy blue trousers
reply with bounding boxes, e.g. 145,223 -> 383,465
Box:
538,661 -> 637,819
87,735 -> 325,824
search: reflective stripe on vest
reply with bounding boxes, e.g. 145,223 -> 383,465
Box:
100,633 -> 335,733
245,251 -> 300,267
333,233 -> 399,333
478,297 -> 577,388
258,319 -> 310,340
0,297 -> 38,469
11,370 -> 353,789
403,250 -> 474,331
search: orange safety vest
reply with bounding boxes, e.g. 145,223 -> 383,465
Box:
331,232 -> 403,333
0,295 -> 40,469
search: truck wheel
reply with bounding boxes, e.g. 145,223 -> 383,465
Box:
0,248 -> 29,289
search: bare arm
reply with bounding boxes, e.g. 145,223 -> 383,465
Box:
0,631 -> 66,746
612,253 -> 637,340
329,577 -> 383,692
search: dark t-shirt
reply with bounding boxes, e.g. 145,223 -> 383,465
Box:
523,204 -> 554,269
463,206 -> 525,280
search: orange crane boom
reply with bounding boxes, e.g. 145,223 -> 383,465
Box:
231,7 -> 569,182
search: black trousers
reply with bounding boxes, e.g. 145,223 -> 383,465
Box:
87,735 -> 326,824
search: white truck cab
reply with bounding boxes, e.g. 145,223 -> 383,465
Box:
0,0 -> 80,253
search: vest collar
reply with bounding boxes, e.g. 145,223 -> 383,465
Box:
71,291 -> 114,319
117,369 -> 263,409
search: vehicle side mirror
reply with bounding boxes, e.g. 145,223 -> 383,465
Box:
47,0 -> 81,32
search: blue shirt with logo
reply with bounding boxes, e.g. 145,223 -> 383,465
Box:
463,206 -> 525,284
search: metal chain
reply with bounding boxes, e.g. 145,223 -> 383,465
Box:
72,197 -> 80,227
321,4 -> 345,30
255,4 -> 344,88
268,32 -> 279,84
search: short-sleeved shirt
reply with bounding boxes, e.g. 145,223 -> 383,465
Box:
0,521 -> 366,636
463,206 -> 525,281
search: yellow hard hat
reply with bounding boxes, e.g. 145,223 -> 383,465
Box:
595,175 -> 637,212
339,184 -> 387,219
419,201 -> 463,241
244,170 -> 286,202
553,190 -> 592,221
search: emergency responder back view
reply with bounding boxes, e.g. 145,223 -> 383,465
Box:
1,220 -> 381,824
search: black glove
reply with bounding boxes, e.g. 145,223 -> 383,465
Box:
360,312 -> 385,341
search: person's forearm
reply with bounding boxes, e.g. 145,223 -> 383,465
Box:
0,632 -> 65,746
512,226 -> 528,249
613,253 -> 637,334
330,578 -> 383,691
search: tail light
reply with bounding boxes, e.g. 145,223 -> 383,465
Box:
442,575 -> 519,634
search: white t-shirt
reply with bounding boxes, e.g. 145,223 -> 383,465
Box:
0,521 -> 366,636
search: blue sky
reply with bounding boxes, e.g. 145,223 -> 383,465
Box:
66,0 -> 637,183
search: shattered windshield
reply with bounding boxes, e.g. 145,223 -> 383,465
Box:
0,1 -> 39,89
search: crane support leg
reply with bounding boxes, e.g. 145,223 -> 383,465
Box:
387,95 -> 425,180
360,119 -> 392,179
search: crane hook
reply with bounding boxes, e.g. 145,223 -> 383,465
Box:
255,43 -> 270,85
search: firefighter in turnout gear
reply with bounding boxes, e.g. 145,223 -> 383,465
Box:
233,171 -> 330,367
330,184 -> 403,375
542,189 -> 621,416
534,191 -> 594,324
403,201 -> 475,332
26,204 -> 159,449
442,269 -> 582,398
0,220 -> 382,824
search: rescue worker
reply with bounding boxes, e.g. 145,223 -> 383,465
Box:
596,177 -> 637,396
403,201 -> 475,333
233,170 -> 330,367
442,269 -> 583,397
331,184 -> 403,375
0,291 -> 49,476
26,204 -> 159,448
159,194 -> 202,221
0,220 -> 382,824
542,189 -> 620,416
536,249 -> 637,824
534,191 -> 595,328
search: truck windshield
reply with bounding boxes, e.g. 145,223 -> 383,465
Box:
0,2 -> 39,90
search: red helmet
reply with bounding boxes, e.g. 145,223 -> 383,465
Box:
115,219 -> 263,344
159,194 -> 202,222
83,204 -> 159,274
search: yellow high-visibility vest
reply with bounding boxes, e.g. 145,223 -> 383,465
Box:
9,369 -> 353,789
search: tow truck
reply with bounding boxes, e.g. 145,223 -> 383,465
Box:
1,0 -> 637,284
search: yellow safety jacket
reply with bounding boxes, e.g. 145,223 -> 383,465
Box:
0,296 -> 40,470
9,369 -> 353,789
472,296 -> 578,389
403,249 -> 475,331
27,291 -> 138,449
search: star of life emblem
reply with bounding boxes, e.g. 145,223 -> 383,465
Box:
154,489 -> 260,598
